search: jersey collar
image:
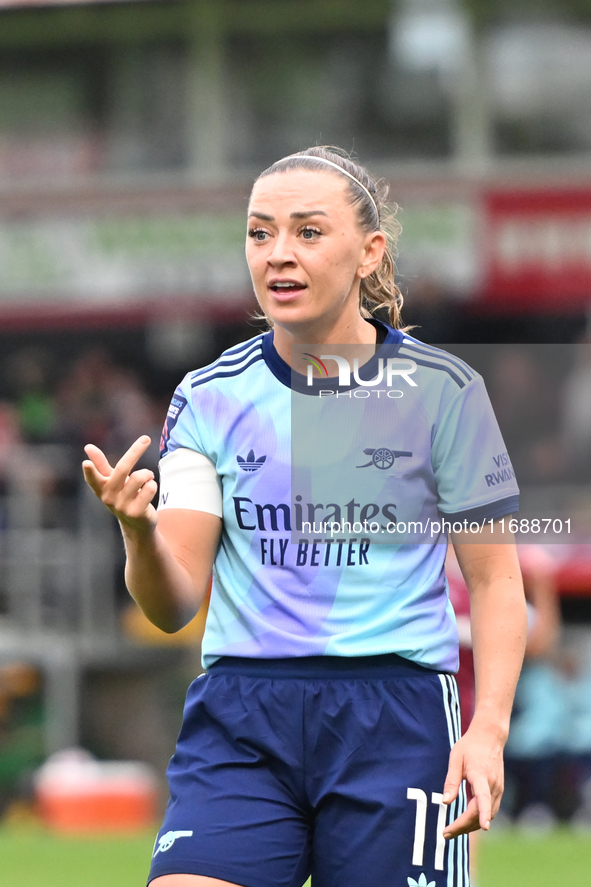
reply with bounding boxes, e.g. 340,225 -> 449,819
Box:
262,319 -> 404,392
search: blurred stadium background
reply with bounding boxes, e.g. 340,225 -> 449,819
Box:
1,0 -> 591,884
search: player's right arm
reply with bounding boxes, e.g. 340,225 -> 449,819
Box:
82,435 -> 221,633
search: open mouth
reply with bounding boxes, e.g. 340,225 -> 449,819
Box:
268,280 -> 307,298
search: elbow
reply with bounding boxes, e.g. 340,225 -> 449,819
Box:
128,595 -> 200,635
159,614 -> 197,634
155,604 -> 200,634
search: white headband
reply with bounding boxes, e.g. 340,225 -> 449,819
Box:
281,154 -> 379,220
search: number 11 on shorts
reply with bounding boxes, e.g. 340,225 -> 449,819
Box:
407,788 -> 447,870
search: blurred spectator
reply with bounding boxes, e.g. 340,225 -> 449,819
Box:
502,547 -> 577,830
55,348 -> 160,471
0,663 -> 44,819
2,349 -> 56,445
401,278 -> 464,344
504,659 -> 568,829
488,347 -> 563,484
101,366 -> 161,469
561,651 -> 591,829
55,348 -> 119,453
0,401 -> 22,483
504,639 -> 591,830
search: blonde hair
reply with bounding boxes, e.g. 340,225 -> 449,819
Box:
253,145 -> 407,329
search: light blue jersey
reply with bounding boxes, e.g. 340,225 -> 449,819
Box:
159,321 -> 518,671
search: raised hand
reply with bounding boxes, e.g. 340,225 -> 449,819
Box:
82,435 -> 158,532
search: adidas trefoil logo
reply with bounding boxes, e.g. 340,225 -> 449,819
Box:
408,875 -> 436,887
237,449 -> 266,472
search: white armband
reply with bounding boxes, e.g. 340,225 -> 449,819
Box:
158,448 -> 223,517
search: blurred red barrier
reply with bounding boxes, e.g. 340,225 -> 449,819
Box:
556,556 -> 591,596
482,188 -> 591,312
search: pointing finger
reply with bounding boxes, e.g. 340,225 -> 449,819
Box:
110,436 -> 153,486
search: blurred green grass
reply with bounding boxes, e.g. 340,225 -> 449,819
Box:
479,828 -> 591,887
0,827 -> 154,887
2,826 -> 591,886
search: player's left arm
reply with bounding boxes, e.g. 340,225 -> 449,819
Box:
443,522 -> 527,838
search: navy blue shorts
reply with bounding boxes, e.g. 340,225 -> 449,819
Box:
148,655 -> 468,887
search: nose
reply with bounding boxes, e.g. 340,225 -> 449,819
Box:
266,231 -> 296,268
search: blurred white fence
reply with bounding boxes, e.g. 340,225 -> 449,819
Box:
0,444 -> 181,755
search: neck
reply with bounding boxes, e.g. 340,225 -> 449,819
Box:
272,313 -> 377,368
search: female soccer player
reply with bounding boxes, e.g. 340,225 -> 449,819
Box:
83,147 -> 527,887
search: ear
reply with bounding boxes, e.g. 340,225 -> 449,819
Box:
357,231 -> 387,279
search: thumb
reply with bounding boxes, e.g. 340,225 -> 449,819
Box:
82,460 -> 107,497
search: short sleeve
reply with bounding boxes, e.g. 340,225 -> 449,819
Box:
432,374 -> 519,522
159,375 -> 205,459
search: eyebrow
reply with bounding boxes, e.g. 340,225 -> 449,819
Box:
290,210 -> 328,219
248,210 -> 329,221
